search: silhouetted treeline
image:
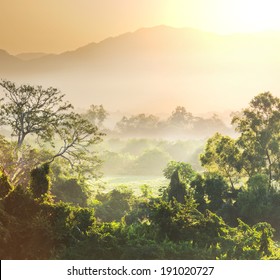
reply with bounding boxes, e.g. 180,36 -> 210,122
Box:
110,106 -> 233,139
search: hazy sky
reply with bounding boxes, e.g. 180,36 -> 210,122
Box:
1,0 -> 280,54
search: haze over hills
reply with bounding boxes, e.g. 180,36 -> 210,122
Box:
0,25 -> 280,115
16,52 -> 49,61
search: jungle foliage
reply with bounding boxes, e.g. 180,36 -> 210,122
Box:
1,82 -> 280,259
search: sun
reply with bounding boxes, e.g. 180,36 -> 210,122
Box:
162,0 -> 280,34
226,0 -> 280,33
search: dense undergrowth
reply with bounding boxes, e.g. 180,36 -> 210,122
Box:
1,169 -> 280,260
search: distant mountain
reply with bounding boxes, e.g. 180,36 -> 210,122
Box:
0,49 -> 22,69
1,25 -> 280,114
16,52 -> 49,61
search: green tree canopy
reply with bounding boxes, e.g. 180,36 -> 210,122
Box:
200,133 -> 241,190
232,92 -> 280,183
163,161 -> 196,184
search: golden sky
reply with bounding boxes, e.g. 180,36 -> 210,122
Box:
1,0 -> 280,54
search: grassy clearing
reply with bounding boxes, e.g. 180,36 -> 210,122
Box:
90,175 -> 169,196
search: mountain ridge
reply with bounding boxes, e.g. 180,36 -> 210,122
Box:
0,25 -> 280,114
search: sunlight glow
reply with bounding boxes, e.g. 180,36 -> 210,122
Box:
163,0 -> 280,34
226,0 -> 280,33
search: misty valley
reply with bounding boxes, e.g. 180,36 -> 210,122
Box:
1,79 -> 280,260
1,24 -> 280,260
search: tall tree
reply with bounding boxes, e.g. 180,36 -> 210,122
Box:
47,112 -> 104,179
232,92 -> 280,184
200,133 -> 241,190
168,106 -> 193,127
0,80 -> 104,183
163,161 -> 196,184
0,80 -> 72,148
167,169 -> 190,204
83,104 -> 108,127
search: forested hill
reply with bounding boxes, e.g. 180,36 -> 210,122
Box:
1,26 -> 280,113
